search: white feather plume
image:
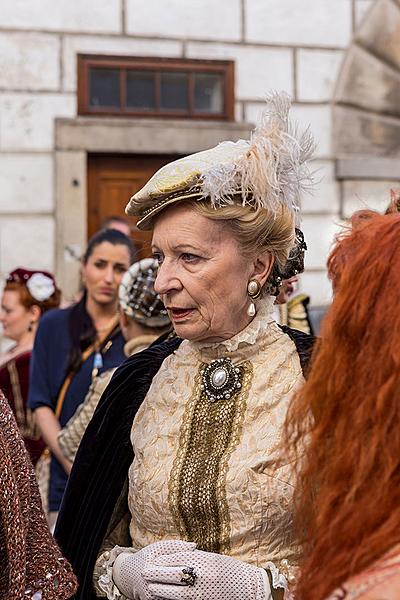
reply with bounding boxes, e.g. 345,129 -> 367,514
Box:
200,92 -> 315,218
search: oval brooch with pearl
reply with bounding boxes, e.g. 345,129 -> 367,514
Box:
200,357 -> 243,402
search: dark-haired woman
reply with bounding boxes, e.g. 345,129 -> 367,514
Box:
28,228 -> 134,526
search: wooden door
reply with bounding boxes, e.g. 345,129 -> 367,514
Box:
87,153 -> 181,259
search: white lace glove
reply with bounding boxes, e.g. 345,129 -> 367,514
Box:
110,540 -> 196,600
142,548 -> 272,600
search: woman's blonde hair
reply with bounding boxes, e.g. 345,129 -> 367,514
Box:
191,200 -> 295,270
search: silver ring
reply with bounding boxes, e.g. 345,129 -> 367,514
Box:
181,566 -> 197,587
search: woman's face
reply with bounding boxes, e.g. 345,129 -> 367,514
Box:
275,275 -> 299,305
152,204 -> 267,343
82,242 -> 131,307
0,290 -> 33,343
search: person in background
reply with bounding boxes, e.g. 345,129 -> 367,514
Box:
57,257 -> 171,464
0,389 -> 77,599
101,215 -> 137,268
350,188 -> 400,229
0,268 -> 61,464
283,212 -> 400,600
274,276 -> 313,335
101,215 -> 132,238
385,187 -> 400,214
273,229 -> 314,335
28,228 -> 135,527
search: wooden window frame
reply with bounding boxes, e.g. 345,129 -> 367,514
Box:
77,54 -> 235,120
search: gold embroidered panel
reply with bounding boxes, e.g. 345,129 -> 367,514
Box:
168,361 -> 253,553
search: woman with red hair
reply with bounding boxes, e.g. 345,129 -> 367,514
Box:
0,268 -> 61,464
284,213 -> 400,600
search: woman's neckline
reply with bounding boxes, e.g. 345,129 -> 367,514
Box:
0,343 -> 33,369
182,296 -> 279,359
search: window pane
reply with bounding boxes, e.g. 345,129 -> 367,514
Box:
160,72 -> 188,111
126,71 -> 155,110
89,68 -> 120,108
194,73 -> 223,114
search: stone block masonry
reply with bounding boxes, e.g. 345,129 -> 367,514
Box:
0,217 -> 55,273
186,43 -> 293,99
297,49 -> 344,102
245,0 -> 352,47
0,155 -> 53,213
0,94 -> 75,151
0,0 -> 363,308
125,0 -> 242,41
0,0 -> 121,33
0,33 -> 60,91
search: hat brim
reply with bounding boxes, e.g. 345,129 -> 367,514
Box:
127,192 -> 204,230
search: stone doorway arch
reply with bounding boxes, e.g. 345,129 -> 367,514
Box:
334,0 -> 400,184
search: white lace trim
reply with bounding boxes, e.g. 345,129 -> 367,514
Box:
98,546 -> 135,600
190,296 -> 276,354
265,561 -> 295,600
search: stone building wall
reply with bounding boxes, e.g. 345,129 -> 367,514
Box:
0,0 -> 390,308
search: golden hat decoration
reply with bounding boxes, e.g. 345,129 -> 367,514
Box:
126,92 -> 315,229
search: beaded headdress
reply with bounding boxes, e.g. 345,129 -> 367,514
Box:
268,228 -> 308,295
119,258 -> 169,328
126,92 -> 314,229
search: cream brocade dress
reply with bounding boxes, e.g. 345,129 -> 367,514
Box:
126,298 -> 303,583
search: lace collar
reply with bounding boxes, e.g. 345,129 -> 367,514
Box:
177,296 -> 282,363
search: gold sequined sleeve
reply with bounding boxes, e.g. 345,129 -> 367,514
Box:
0,391 -> 77,599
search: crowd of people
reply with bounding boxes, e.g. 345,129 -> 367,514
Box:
1,93 -> 399,600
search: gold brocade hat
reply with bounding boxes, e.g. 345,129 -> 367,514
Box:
126,92 -> 315,230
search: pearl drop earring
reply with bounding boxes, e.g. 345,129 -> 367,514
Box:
247,279 -> 262,317
247,302 -> 256,317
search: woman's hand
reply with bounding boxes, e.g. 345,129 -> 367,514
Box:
114,545 -> 272,600
108,540 -> 196,600
60,457 -> 73,475
34,407 -> 73,474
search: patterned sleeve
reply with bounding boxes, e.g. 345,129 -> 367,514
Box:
58,368 -> 115,462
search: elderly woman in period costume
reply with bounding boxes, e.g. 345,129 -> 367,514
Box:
0,268 -> 61,464
0,391 -> 76,599
56,93 -> 314,600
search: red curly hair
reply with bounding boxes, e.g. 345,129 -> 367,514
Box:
284,213 -> 400,600
4,281 -> 61,314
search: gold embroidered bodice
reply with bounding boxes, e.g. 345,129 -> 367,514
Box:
128,298 -> 304,571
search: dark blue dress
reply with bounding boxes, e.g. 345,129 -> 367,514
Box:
28,306 -> 126,511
